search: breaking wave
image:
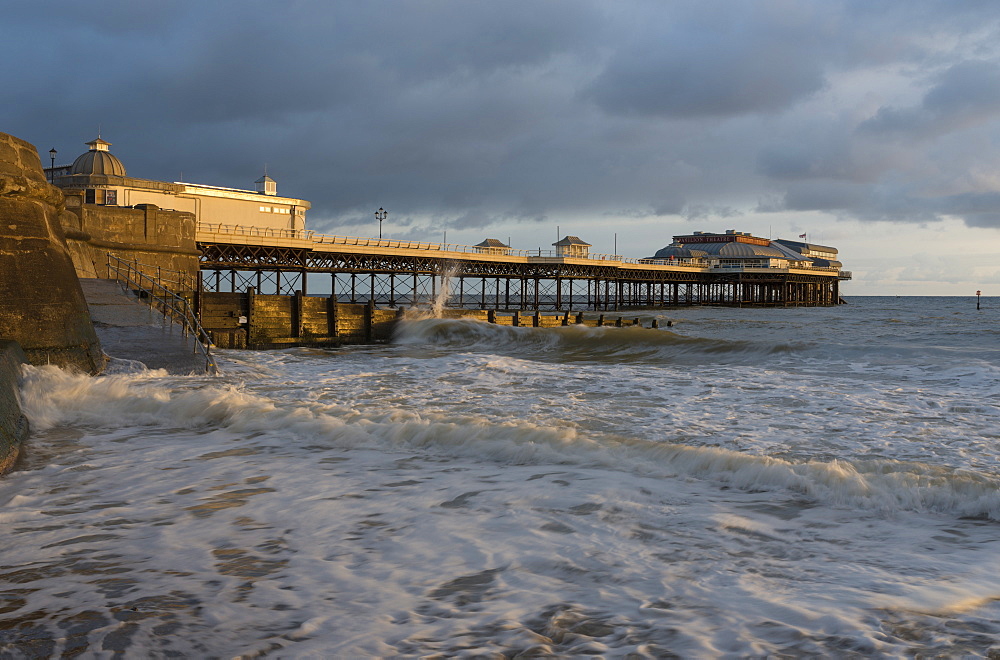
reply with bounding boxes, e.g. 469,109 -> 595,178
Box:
392,317 -> 806,364
19,365 -> 1000,522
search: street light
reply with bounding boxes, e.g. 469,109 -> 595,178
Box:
48,148 -> 57,183
375,207 -> 387,239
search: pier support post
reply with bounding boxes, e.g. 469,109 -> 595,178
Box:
294,290 -> 304,338
365,299 -> 375,343
327,295 -> 338,339
247,286 -> 257,349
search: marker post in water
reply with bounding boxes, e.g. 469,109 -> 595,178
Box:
977,290 -> 982,310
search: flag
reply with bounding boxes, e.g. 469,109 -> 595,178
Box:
798,233 -> 807,239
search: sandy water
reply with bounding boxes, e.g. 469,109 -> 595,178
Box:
2,296 -> 1000,657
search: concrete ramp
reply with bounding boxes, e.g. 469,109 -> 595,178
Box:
80,278 -> 212,375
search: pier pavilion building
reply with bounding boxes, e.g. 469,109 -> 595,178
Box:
50,137 -> 310,232
651,230 -> 842,272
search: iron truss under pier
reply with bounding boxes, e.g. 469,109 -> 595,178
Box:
196,224 -> 850,310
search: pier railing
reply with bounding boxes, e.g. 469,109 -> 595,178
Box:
197,222 -> 630,260
196,222 -> 843,274
198,223 -> 701,268
106,254 -> 218,375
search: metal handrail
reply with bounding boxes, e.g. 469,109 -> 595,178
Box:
101,257 -> 198,293
198,222 -> 612,258
196,222 -> 843,274
106,254 -> 218,375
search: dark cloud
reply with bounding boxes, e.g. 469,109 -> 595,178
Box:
4,0 -> 1000,235
584,3 -> 833,118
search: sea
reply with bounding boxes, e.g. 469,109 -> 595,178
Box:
2,296 -> 999,658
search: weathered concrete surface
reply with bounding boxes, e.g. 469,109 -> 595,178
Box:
0,341 -> 28,474
81,278 -> 210,374
0,132 -> 103,374
61,197 -> 199,280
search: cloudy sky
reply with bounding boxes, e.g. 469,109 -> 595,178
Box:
6,0 -> 1000,294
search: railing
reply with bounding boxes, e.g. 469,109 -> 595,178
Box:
198,222 -> 621,259
106,254 -> 218,375
196,222 -> 843,275
114,260 -> 198,293
633,257 -> 704,267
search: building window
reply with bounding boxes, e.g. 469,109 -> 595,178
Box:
105,190 -> 117,205
85,189 -> 95,204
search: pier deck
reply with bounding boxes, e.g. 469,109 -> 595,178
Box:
196,224 -> 850,309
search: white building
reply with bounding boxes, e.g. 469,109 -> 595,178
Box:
51,137 -> 310,232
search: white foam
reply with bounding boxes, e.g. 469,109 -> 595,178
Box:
18,364 -> 1000,521
6,297 -> 1000,656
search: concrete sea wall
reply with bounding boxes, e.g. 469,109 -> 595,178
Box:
0,341 -> 29,474
61,195 -> 199,280
0,132 -> 103,374
199,290 -> 654,349
200,291 -> 401,349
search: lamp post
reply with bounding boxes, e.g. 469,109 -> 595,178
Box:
375,207 -> 387,239
48,148 -> 57,183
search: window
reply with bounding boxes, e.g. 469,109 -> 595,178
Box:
84,189 -> 109,204
105,190 -> 117,205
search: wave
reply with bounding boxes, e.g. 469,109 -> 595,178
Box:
392,317 -> 806,364
18,365 -> 1000,522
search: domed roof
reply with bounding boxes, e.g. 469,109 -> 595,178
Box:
651,245 -> 708,259
714,242 -> 785,258
70,138 -> 126,176
674,241 -> 786,258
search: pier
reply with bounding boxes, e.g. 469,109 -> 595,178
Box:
196,224 -> 850,310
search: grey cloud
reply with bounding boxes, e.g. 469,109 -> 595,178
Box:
778,180 -> 1000,229
937,192 -> 1000,228
683,204 -> 742,221
781,181 -> 877,213
584,3 -> 834,118
860,60 -> 1000,138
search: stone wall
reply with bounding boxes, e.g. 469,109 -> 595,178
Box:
0,132 -> 103,373
200,291 -> 402,349
0,341 -> 28,474
61,194 -> 199,281
198,291 -> 654,350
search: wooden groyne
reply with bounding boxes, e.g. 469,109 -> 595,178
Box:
198,290 -> 658,350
